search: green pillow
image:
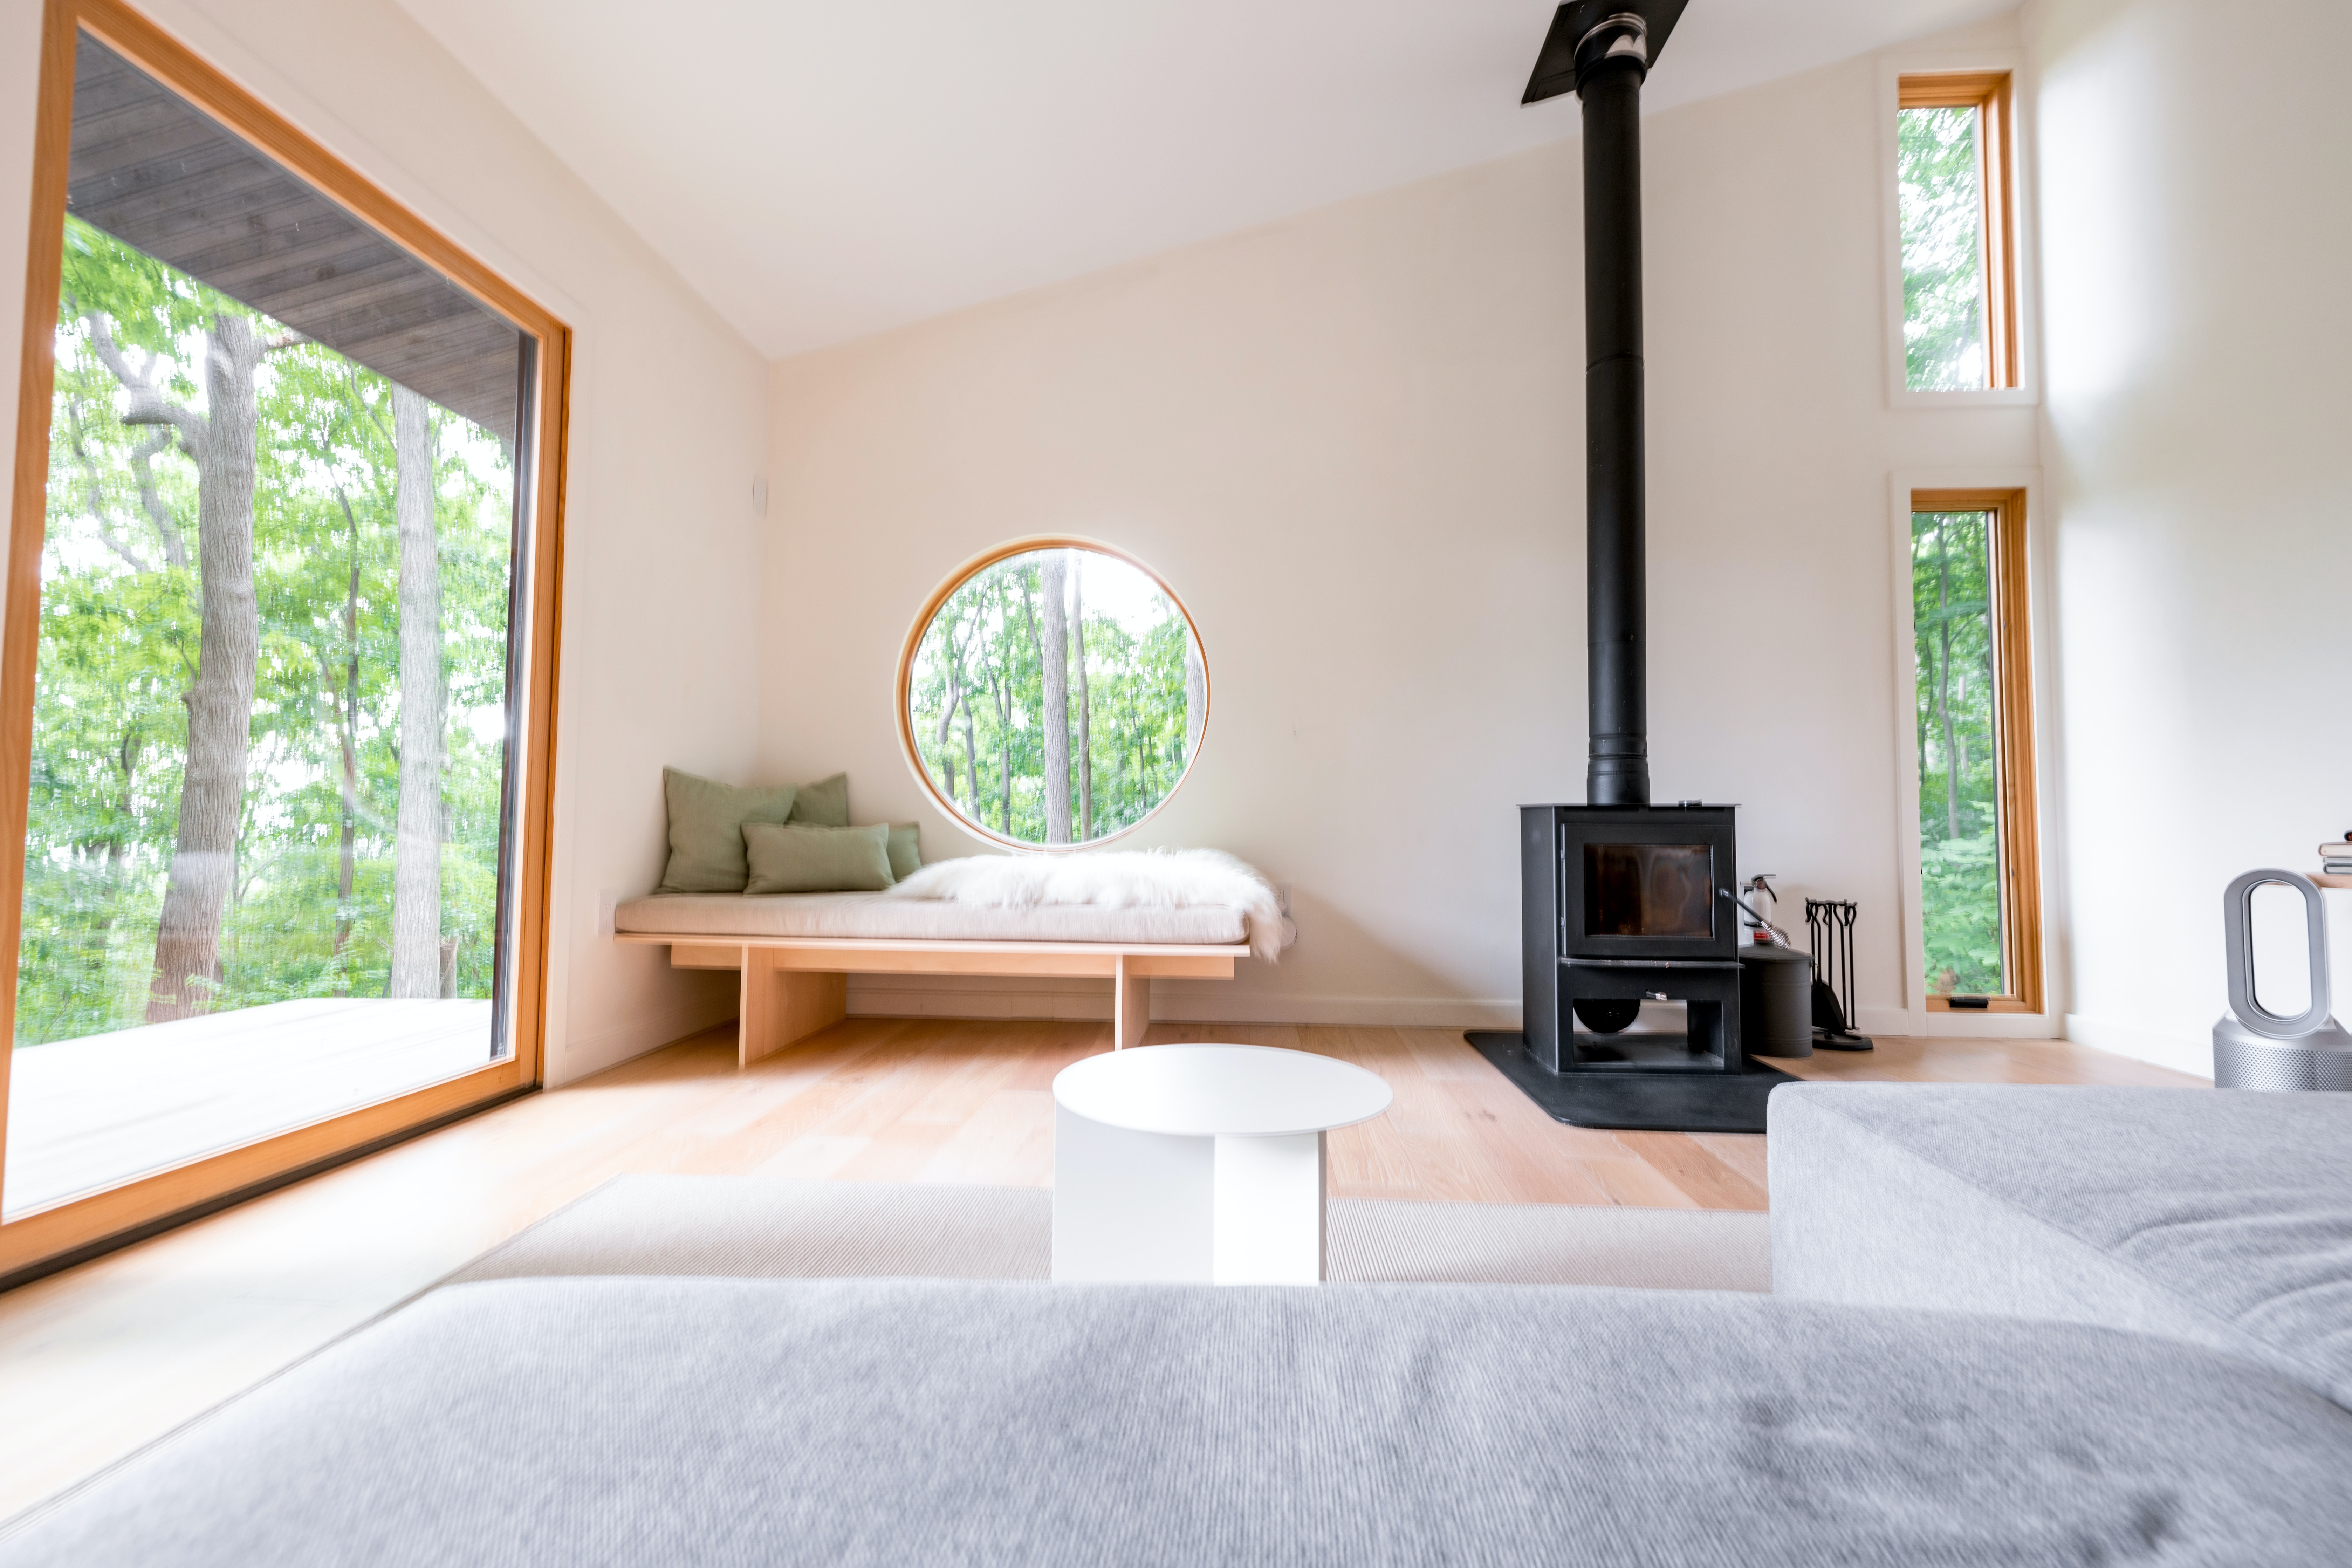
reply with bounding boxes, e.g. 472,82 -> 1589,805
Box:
659,768 -> 797,893
789,772 -> 850,827
886,822 -> 921,881
744,821 -> 895,894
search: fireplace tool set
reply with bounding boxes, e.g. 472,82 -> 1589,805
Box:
1805,899 -> 1873,1052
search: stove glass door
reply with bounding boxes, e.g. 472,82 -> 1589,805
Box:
1583,843 -> 1715,939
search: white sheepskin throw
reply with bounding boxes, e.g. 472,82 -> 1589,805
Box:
889,849 -> 1290,961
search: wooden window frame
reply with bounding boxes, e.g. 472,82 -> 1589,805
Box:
1910,488 -> 2041,1014
894,535 -> 1211,854
1897,71 -> 2020,391
0,0 -> 569,1283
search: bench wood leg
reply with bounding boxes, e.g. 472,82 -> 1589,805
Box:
1114,952 -> 1151,1052
739,947 -> 847,1068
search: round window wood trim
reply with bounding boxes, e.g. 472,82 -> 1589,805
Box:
894,535 -> 1211,854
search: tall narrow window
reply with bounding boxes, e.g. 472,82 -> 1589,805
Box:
1897,72 -> 2018,390
1911,489 -> 2040,1011
1,3 -> 564,1268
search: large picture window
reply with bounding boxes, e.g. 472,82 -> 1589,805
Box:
899,541 -> 1206,849
1909,488 -> 2041,1012
0,2 -> 565,1275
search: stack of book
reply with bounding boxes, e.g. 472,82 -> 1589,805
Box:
2324,838 -> 2352,876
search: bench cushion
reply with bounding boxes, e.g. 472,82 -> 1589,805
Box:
1769,1083 -> 2352,1408
615,891 -> 1247,946
8,1276 -> 2351,1566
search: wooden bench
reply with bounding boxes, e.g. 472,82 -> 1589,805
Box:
614,933 -> 1253,1066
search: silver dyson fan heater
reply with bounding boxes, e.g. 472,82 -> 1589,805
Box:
2213,868 -> 2352,1090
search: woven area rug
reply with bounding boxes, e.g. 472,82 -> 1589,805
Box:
447,1176 -> 1770,1293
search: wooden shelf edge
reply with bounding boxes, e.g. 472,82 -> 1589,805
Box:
1924,995 -> 2041,1014
614,932 -> 1254,958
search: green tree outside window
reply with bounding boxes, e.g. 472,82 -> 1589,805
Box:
1912,509 -> 2005,995
906,548 -> 1203,848
16,217 -> 517,1046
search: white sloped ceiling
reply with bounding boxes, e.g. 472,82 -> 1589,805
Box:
389,0 -> 2015,356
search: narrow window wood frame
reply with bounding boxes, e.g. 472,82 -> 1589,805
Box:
1897,71 -> 2020,391
0,0 -> 570,1284
1911,488 -> 2042,1014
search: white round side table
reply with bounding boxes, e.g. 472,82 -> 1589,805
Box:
1051,1045 -> 1393,1285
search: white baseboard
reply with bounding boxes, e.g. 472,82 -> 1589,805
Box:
551,985 -> 737,1086
844,974 -> 1518,1031
2064,1013 -> 2214,1081
1853,1006 -> 1914,1039
558,983 -> 2216,1083
1877,1007 -> 2064,1040
1158,992 -> 1520,1029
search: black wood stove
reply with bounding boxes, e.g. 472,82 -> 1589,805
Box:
1521,803 -> 1740,1072
1510,2 -> 1754,1083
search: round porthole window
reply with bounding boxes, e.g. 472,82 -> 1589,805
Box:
898,539 -> 1207,849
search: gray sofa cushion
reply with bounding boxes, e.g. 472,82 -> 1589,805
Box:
1769,1083 -> 2352,1408
6,1276 -> 2350,1566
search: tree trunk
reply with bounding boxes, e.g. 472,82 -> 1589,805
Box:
108,732 -> 138,881
1184,633 -> 1206,763
389,386 -> 444,998
330,495 -> 362,991
961,704 -> 980,817
1914,566 -> 1931,815
1916,687 -> 1931,814
989,672 -> 1013,833
1072,557 -> 1092,841
1038,553 -> 1071,844
1934,521 -> 1962,841
1953,672 -> 1970,783
145,314 -> 261,1022
90,729 -> 139,956
933,621 -> 965,807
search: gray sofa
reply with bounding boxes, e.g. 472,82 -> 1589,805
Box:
1770,1082 -> 2352,1410
5,1084 -> 2349,1566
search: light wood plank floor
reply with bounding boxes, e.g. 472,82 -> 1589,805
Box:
0,1017 -> 2200,1520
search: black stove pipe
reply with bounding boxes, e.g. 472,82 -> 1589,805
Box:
1578,34 -> 1650,807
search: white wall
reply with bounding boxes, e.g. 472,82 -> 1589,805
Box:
2025,0 -> 2352,1074
0,0 -> 770,1084
762,19 -> 2037,1031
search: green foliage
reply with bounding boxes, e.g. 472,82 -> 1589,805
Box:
59,215 -> 221,358
1898,105 -> 1987,390
906,551 -> 1198,845
16,217 -> 517,1045
1912,510 -> 2005,996
1920,831 -> 2004,992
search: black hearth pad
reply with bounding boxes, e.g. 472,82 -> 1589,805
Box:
1465,1032 -> 1797,1134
